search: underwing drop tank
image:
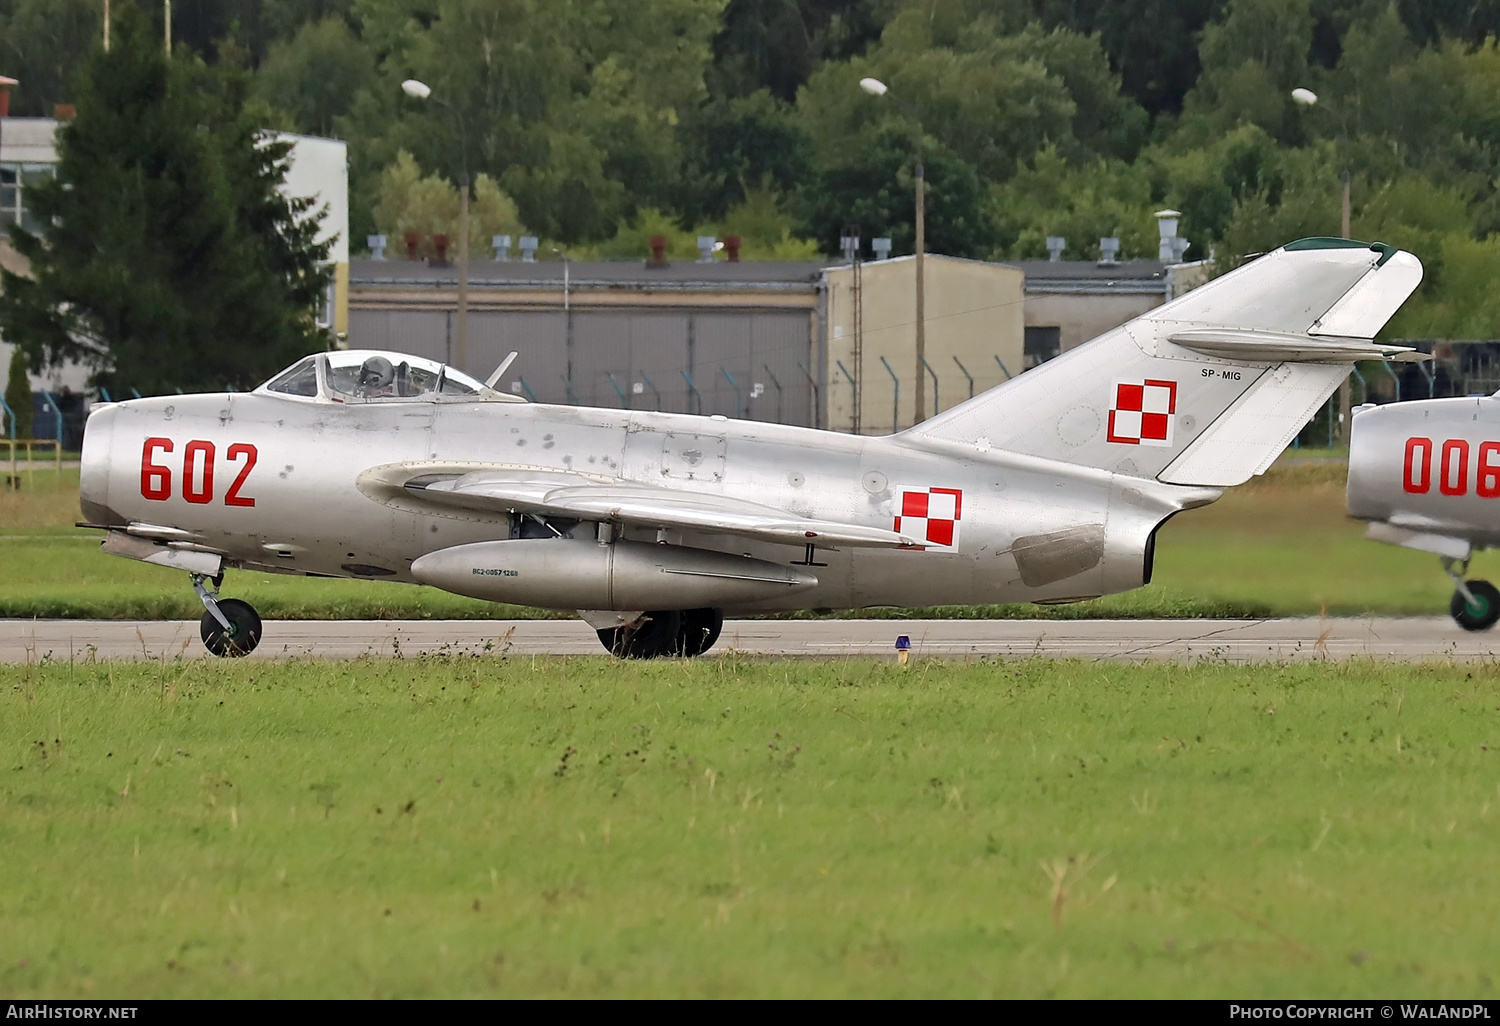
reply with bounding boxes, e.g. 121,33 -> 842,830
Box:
410,538 -> 819,610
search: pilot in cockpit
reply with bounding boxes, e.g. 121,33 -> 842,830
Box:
356,355 -> 397,397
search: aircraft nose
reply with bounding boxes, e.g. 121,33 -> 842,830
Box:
79,402 -> 119,526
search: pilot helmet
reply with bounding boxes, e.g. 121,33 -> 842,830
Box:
357,355 -> 395,391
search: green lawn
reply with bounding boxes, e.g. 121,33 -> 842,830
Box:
3,657 -> 1496,997
0,463 -> 1473,619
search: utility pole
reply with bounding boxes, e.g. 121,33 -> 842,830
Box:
103,0 -> 110,51
457,173 -> 469,374
857,77 -> 929,425
914,161 -> 926,424
400,79 -> 470,374
164,0 -> 171,54
1338,165 -> 1352,448
1292,87 -> 1355,450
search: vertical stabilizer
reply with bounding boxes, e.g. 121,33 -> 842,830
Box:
902,239 -> 1422,487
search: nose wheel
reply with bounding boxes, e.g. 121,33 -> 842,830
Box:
192,573 -> 263,656
1451,580 -> 1500,632
1441,557 -> 1500,632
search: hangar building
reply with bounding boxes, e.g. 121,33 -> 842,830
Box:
348,254 -> 1027,434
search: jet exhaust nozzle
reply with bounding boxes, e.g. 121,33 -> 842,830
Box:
410,538 -> 818,610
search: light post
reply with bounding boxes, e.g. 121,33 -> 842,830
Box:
1291,88 -> 1351,238
860,76 -> 927,423
1292,87 -> 1353,447
552,248 -> 573,401
402,78 -> 470,375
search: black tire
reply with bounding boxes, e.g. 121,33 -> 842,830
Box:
201,598 -> 263,657
596,610 -> 682,659
1450,580 -> 1500,632
676,608 -> 724,657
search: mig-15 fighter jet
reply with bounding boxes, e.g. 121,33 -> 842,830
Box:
78,237 -> 1424,657
1349,384 -> 1500,631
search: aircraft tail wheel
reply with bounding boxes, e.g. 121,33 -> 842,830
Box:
201,598 -> 263,657
676,608 -> 724,657
1450,580 -> 1500,632
597,610 -> 682,658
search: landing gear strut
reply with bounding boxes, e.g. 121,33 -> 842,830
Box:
192,573 -> 263,657
1442,558 -> 1500,632
596,607 -> 724,658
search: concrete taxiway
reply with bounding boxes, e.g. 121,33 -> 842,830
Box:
0,616 -> 1496,663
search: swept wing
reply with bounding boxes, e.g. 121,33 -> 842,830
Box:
398,469 -> 918,549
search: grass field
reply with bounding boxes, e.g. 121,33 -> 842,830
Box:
3,656 -> 1497,998
0,462 -> 1479,619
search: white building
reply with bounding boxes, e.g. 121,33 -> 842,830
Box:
0,117 -> 348,396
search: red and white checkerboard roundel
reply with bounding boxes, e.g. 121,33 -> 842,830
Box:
1107,378 -> 1177,447
894,487 -> 962,549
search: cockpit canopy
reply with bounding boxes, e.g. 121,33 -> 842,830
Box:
258,350 -> 523,404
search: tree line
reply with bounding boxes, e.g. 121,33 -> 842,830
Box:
7,0 -> 1500,365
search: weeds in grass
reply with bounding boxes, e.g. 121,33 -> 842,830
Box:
4,657 -> 1499,995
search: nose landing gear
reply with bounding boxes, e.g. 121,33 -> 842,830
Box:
192,573 -> 263,656
1442,558 -> 1500,632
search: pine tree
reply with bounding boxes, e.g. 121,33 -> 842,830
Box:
4,348 -> 33,439
0,1 -> 331,395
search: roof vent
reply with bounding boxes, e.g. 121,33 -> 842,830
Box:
492,234 -> 511,261
697,235 -> 718,263
367,235 -> 387,261
1045,236 -> 1066,262
1155,210 -> 1181,262
646,235 -> 669,268
519,236 -> 539,262
840,231 -> 861,264
723,235 -> 742,262
1098,237 -> 1119,266
872,237 -> 892,261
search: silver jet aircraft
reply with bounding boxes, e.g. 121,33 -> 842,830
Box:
1348,382 -> 1500,631
78,237 -> 1424,657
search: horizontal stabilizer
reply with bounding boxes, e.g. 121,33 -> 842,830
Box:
406,469 -> 918,548
1168,328 -> 1430,364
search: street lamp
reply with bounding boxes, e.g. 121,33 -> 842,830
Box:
402,78 -> 470,375
1292,87 -> 1354,448
860,76 -> 928,423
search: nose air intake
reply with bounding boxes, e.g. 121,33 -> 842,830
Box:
79,403 -> 124,526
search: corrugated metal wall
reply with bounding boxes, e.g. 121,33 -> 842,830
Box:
348,308 -> 817,424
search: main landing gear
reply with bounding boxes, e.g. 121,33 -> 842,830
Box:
1442,558 -> 1500,632
596,608 -> 724,659
192,573 -> 263,657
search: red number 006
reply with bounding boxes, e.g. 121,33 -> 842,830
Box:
1404,436 -> 1500,498
140,438 -> 257,507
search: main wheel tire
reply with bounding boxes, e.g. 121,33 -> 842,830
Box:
201,598 -> 263,657
1450,579 -> 1500,632
597,610 -> 683,659
676,608 -> 724,657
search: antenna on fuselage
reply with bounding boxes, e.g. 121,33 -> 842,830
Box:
485,352 -> 519,390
